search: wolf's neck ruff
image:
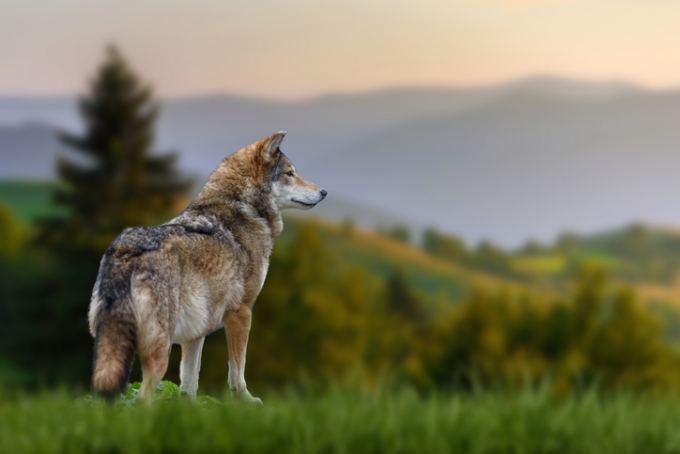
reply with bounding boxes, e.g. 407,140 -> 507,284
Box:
190,138 -> 285,239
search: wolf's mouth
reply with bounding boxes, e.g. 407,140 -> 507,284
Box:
293,199 -> 317,208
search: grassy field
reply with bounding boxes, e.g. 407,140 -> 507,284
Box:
2,384 -> 680,453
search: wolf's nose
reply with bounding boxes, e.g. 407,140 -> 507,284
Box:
320,189 -> 328,199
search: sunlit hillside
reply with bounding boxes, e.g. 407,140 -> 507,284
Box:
282,215 -> 549,307
4,179 -> 680,309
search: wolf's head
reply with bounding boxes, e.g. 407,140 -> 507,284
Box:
255,131 -> 327,210
197,132 -> 327,214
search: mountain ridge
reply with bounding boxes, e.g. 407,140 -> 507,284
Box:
1,76 -> 676,246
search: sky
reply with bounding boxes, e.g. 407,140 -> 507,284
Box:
1,0 -> 680,98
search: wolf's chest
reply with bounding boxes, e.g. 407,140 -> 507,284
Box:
172,278 -> 238,343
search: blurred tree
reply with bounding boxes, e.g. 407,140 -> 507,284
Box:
570,264 -> 607,347
422,227 -> 466,263
386,268 -> 420,319
4,46 -> 193,387
467,240 -> 516,277
0,202 -> 26,261
383,267 -> 429,384
379,224 -> 411,244
40,46 -> 192,255
586,288 -> 671,390
621,223 -> 650,261
430,289 -> 511,388
518,240 -> 547,256
540,302 -> 573,361
556,232 -> 580,255
0,203 -> 33,386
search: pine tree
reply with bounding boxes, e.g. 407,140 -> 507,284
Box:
42,46 -> 192,255
21,46 -> 192,386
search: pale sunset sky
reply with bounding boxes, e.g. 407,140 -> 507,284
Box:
1,0 -> 679,98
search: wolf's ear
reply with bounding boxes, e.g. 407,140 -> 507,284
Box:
261,131 -> 285,163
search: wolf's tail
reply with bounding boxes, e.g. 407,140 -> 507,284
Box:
92,304 -> 137,399
91,248 -> 138,400
92,307 -> 137,398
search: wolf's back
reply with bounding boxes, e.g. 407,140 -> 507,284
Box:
90,242 -> 138,399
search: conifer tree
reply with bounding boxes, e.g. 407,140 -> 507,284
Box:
42,46 -> 192,254
25,47 -> 192,386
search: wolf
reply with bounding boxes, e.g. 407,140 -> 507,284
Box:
88,132 -> 327,403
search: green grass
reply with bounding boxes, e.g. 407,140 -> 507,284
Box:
3,383 -> 680,453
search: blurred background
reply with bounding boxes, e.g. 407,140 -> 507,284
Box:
2,0 -> 680,394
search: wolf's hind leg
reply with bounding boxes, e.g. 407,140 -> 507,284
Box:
138,337 -> 171,404
224,304 -> 261,405
179,337 -> 205,399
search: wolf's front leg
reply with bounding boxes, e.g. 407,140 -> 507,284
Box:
224,303 -> 262,405
179,337 -> 205,399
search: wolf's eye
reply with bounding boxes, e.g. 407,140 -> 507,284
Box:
286,171 -> 294,177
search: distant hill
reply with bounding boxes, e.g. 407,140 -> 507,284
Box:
0,76 -> 639,177
314,91 -> 680,245
0,179 -> 540,309
280,217 -> 540,308
4,76 -> 674,245
0,97 -> 77,129
0,124 -> 63,178
7,178 -> 680,313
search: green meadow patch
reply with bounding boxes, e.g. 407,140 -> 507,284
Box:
0,180 -> 66,224
3,383 -> 680,453
74,381 -> 221,409
578,253 -> 624,270
512,255 -> 567,275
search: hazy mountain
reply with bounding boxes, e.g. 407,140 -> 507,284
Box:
0,76 -> 638,174
0,77 -> 662,245
0,98 -> 78,129
0,123 -> 63,178
312,91 -> 680,246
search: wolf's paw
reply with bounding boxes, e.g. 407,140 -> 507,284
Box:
179,390 -> 197,401
233,389 -> 263,405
